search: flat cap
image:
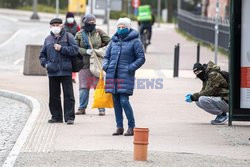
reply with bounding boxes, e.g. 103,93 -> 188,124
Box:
50,18 -> 62,25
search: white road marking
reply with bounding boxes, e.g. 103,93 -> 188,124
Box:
0,14 -> 18,22
0,29 -> 22,49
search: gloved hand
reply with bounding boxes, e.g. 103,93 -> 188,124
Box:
185,94 -> 193,103
86,49 -> 93,55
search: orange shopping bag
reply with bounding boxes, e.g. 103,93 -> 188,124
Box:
92,71 -> 114,108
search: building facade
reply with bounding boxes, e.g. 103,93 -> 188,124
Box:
202,0 -> 230,20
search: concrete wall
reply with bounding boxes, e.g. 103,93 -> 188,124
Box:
23,45 -> 47,76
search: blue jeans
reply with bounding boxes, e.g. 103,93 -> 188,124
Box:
113,94 -> 135,128
79,88 -> 105,112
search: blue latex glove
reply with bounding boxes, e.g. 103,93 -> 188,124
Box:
185,94 -> 192,103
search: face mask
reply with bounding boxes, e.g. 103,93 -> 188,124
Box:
50,26 -> 61,35
196,70 -> 206,81
117,28 -> 129,35
67,17 -> 74,24
84,23 -> 96,32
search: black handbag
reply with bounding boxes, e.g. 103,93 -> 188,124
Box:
65,32 -> 83,72
71,53 -> 83,72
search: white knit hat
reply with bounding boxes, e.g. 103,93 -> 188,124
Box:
117,17 -> 131,29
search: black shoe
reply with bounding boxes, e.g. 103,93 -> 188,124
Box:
99,109 -> 106,116
66,120 -> 74,125
48,119 -> 63,123
124,128 -> 134,136
112,128 -> 124,136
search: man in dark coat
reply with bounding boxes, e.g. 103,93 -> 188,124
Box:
39,18 -> 79,125
185,61 -> 229,125
103,18 -> 145,136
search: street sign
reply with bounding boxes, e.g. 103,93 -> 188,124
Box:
240,0 -> 250,108
95,0 -> 122,11
132,0 -> 140,8
229,0 -> 250,125
68,0 -> 86,13
216,0 -> 220,10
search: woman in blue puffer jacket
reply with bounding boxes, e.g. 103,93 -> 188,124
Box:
103,18 -> 145,136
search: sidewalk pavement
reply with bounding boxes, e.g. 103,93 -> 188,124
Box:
1,71 -> 250,167
0,9 -> 250,167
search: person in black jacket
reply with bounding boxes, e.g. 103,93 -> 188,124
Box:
39,18 -> 79,125
138,14 -> 155,44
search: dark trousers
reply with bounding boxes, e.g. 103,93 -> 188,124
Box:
49,76 -> 75,122
139,24 -> 152,41
113,94 -> 135,128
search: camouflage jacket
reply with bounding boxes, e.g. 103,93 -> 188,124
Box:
75,28 -> 110,69
192,61 -> 229,102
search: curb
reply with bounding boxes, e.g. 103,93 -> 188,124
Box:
0,89 -> 41,167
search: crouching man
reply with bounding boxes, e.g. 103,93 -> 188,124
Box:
185,61 -> 229,125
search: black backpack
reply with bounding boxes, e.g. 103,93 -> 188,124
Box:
220,71 -> 229,84
204,65 -> 229,84
66,33 -> 84,72
71,53 -> 84,72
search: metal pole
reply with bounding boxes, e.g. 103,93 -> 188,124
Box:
176,0 -> 181,28
30,0 -> 40,20
90,0 -> 94,14
177,0 -> 181,13
56,0 -> 59,17
158,0 -> 161,27
177,43 -> 180,75
174,45 -> 177,77
103,9 -> 107,24
77,0 -> 80,16
197,43 -> 200,63
128,0 -> 131,16
173,43 -> 180,77
214,0 -> 220,65
107,0 -> 110,35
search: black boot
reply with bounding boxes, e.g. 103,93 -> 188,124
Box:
124,128 -> 134,136
112,128 -> 124,136
48,118 -> 63,123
